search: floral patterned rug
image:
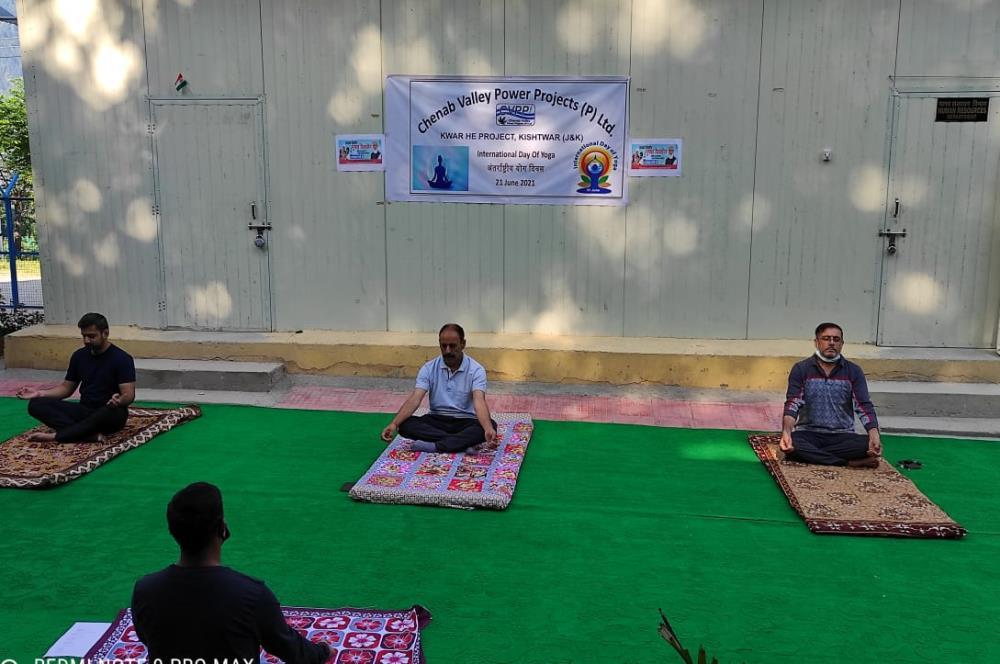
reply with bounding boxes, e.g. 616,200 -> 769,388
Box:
749,433 -> 966,538
86,605 -> 431,664
350,413 -> 533,510
0,405 -> 201,489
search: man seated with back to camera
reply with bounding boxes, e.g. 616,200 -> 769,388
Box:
132,482 -> 332,663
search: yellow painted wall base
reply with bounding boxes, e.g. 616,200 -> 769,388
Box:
6,325 -> 1000,390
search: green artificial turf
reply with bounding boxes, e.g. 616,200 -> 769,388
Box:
1,398 -> 998,663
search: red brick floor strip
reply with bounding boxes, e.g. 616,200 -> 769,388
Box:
0,381 -> 779,431
275,386 -> 779,431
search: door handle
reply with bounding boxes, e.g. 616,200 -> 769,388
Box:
250,201 -> 257,220
892,198 -> 900,218
248,220 -> 272,250
878,229 -> 907,255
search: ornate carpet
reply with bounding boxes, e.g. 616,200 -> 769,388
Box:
0,405 -> 201,489
748,433 -> 966,538
350,413 -> 533,510
87,605 -> 431,664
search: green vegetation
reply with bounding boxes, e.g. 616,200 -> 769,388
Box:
0,78 -> 34,243
0,257 -> 41,278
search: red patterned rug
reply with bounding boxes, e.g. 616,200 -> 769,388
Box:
0,405 -> 201,489
350,413 -> 533,510
86,605 -> 431,664
748,433 -> 966,538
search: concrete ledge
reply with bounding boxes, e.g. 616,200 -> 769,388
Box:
136,359 -> 286,392
6,325 -> 1000,390
870,381 -> 1000,419
880,416 -> 1000,439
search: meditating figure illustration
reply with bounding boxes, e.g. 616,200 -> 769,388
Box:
427,155 -> 453,189
583,154 -> 604,190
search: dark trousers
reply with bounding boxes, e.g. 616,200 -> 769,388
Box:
398,413 -> 496,453
786,430 -> 871,466
27,397 -> 129,442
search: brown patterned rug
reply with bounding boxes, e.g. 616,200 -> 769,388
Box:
0,405 -> 201,489
748,433 -> 966,538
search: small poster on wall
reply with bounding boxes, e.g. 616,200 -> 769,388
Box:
628,138 -> 682,177
335,134 -> 385,171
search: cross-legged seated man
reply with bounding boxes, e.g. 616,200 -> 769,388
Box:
132,482 -> 332,663
779,322 -> 882,468
381,323 -> 497,453
15,312 -> 136,443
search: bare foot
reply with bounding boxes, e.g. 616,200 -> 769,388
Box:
848,456 -> 880,469
27,431 -> 57,442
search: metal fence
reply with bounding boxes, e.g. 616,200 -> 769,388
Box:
0,172 -> 41,309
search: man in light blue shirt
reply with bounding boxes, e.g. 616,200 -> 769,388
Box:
381,323 -> 497,453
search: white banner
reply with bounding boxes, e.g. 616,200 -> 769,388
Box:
386,76 -> 629,206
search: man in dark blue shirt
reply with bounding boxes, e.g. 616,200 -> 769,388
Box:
16,312 -> 136,442
132,482 -> 332,664
779,322 -> 883,467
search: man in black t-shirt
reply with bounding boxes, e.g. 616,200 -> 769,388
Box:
16,312 -> 136,442
132,482 -> 332,664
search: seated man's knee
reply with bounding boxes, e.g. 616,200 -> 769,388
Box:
790,431 -> 818,449
27,397 -> 49,417
783,450 -> 805,463
99,407 -> 129,434
397,417 -> 419,436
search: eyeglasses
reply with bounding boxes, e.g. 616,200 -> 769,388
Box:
818,336 -> 842,342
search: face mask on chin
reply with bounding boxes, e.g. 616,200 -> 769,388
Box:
814,349 -> 841,364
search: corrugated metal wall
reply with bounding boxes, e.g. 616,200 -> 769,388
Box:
19,0 -> 160,327
748,0 -> 899,339
262,0 -> 388,331
19,0 -> 1000,344
626,0 -> 762,339
381,0 -> 507,333
877,93 -> 1000,347
501,1 -> 630,336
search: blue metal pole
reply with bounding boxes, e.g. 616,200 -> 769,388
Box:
3,171 -> 20,308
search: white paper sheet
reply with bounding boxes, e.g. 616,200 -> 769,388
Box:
45,622 -> 112,657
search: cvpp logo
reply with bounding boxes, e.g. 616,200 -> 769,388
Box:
496,104 -> 535,126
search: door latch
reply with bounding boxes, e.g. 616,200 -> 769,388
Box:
878,228 -> 907,255
248,221 -> 273,249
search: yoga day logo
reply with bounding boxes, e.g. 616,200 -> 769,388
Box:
574,142 -> 618,194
